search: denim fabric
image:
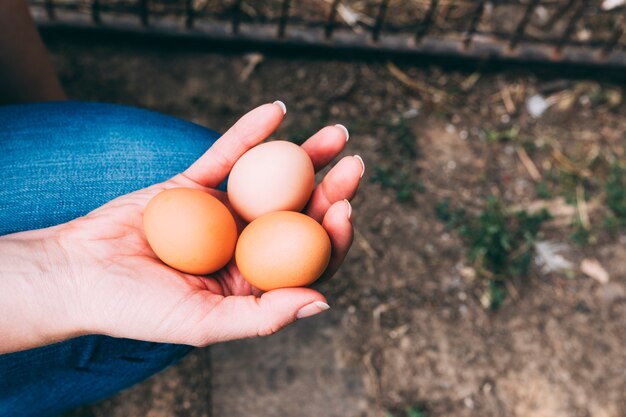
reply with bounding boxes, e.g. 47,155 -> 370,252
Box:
0,101 -> 221,416
0,101 -> 223,236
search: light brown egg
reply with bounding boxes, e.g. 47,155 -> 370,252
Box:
143,188 -> 237,275
227,141 -> 315,222
235,211 -> 331,291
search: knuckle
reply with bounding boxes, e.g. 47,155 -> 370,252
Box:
211,148 -> 233,172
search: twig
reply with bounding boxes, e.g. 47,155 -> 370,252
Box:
501,83 -> 516,114
516,146 -> 542,183
460,72 -> 481,91
355,229 -> 376,259
386,61 -> 445,97
550,144 -> 591,177
576,184 -> 590,229
505,281 -> 520,300
239,53 -> 264,82
509,197 -> 601,229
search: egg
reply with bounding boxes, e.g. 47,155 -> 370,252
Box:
227,141 -> 315,222
235,211 -> 331,291
143,188 -> 237,275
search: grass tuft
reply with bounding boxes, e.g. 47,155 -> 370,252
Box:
605,162 -> 626,227
437,196 -> 549,309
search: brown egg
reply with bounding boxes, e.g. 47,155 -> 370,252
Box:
235,211 -> 331,291
227,141 -> 315,222
143,188 -> 237,275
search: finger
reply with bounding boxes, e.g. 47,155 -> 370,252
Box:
316,199 -> 353,284
183,102 -> 286,188
306,155 -> 364,223
301,125 -> 349,172
196,288 -> 329,344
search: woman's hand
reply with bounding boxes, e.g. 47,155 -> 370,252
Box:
0,103 -> 363,353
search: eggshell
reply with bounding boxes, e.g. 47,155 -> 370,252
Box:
143,188 -> 237,275
235,211 -> 331,291
227,141 -> 315,222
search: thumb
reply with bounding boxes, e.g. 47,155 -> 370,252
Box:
199,288 -> 329,344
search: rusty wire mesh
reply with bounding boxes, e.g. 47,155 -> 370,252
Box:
29,0 -> 626,68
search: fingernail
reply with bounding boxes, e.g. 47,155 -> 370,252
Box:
354,155 -> 365,178
335,124 -> 350,142
273,100 -> 287,115
343,199 -> 352,220
296,301 -> 330,319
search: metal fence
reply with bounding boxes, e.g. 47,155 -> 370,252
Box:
30,0 -> 626,68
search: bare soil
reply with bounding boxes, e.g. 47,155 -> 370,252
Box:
50,37 -> 626,417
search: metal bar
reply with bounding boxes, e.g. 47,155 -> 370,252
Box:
278,0 -> 291,38
464,0 -> 485,47
325,0 -> 340,40
185,0 -> 193,29
372,0 -> 389,42
139,0 -> 149,27
603,15 -> 624,56
415,0 -> 438,42
555,0 -> 586,53
45,0 -> 55,20
26,0 -> 626,69
91,0 -> 100,24
33,14 -> 626,70
232,0 -> 242,34
510,0 -> 540,48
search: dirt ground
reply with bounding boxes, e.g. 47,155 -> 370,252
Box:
49,36 -> 626,417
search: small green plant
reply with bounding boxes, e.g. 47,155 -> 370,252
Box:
605,162 -> 626,226
382,117 -> 418,158
486,280 -> 508,309
395,118 -> 418,158
570,217 -> 591,246
521,139 -> 538,153
464,198 -> 548,275
437,196 -> 549,309
436,198 -> 466,229
535,181 -> 551,199
373,118 -> 420,202
372,165 -> 420,203
386,405 -> 428,417
405,406 -> 428,417
485,127 -> 519,143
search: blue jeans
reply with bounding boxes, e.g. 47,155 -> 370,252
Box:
0,101 -> 221,416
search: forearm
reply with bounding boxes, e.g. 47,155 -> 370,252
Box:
0,0 -> 66,104
0,228 -> 83,354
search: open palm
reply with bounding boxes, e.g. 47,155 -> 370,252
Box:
57,103 -> 362,346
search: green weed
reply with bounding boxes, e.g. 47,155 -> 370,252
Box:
437,196 -> 549,309
436,198 -> 466,229
386,405 -> 428,417
570,217 -> 591,246
485,127 -> 519,143
605,162 -> 626,226
373,117 -> 420,203
382,117 -> 418,158
535,181 -> 551,199
371,166 -> 419,203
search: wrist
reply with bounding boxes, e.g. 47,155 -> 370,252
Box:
0,225 -> 87,353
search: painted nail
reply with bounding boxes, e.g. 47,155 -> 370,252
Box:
273,100 -> 287,115
335,124 -> 350,142
296,301 -> 330,319
354,155 -> 365,178
344,199 -> 352,220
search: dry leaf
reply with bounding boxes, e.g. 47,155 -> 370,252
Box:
581,258 -> 610,284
